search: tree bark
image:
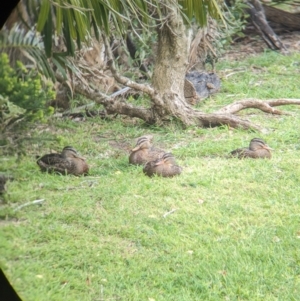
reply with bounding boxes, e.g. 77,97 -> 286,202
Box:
263,4 -> 300,32
151,6 -> 195,125
1,0 -> 20,29
4,0 -> 32,29
215,99 -> 300,115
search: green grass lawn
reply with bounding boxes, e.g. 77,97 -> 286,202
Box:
1,51 -> 300,301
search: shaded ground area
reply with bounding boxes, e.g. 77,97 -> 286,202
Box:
221,31 -> 300,61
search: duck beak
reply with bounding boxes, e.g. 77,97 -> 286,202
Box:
263,145 -> 273,151
154,159 -> 164,166
131,146 -> 140,152
75,154 -> 86,160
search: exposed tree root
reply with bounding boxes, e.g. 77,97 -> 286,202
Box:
216,98 -> 300,115
56,37 -> 299,133
195,112 -> 262,131
57,69 -> 300,132
72,81 -> 156,124
266,99 -> 300,107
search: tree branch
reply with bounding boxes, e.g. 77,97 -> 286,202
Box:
102,34 -> 164,107
75,81 -> 155,123
56,72 -> 264,131
215,98 -> 300,115
56,74 -> 155,123
267,98 -> 300,107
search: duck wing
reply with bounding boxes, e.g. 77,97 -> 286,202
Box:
143,161 -> 157,177
229,147 -> 248,158
129,150 -> 147,165
155,164 -> 182,177
69,158 -> 89,176
37,154 -> 72,173
148,147 -> 165,158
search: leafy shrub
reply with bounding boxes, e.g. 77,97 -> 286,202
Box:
216,0 -> 249,48
0,53 -> 55,124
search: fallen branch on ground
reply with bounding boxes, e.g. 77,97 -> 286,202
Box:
163,208 -> 177,218
13,199 -> 45,212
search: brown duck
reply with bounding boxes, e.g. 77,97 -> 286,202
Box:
230,138 -> 272,159
37,146 -> 89,175
143,153 -> 182,177
129,136 -> 165,165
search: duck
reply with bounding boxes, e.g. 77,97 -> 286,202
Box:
129,136 -> 165,165
36,146 -> 89,175
143,153 -> 182,177
230,138 -> 272,159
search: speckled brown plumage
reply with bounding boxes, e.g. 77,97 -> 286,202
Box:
129,136 -> 165,165
143,153 -> 182,177
37,146 -> 89,175
230,138 -> 272,159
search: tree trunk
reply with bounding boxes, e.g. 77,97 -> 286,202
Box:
151,6 -> 196,125
1,0 -> 20,29
4,0 -> 31,29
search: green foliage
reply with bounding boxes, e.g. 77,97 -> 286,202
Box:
216,0 -> 249,48
0,26 -> 58,81
0,53 -> 55,124
25,0 -> 225,57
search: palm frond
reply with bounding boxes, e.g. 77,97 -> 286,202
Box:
0,26 -> 56,80
179,0 -> 225,26
20,0 -> 225,60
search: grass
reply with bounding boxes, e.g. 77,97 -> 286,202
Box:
1,51 -> 300,301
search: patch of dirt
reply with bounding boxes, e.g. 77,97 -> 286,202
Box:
108,140 -> 132,153
0,216 -> 24,226
220,31 -> 300,61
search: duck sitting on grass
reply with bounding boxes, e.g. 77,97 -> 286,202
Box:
230,138 -> 272,159
129,136 -> 165,165
37,146 -> 89,176
143,153 -> 182,177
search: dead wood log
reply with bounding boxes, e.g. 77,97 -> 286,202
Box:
263,5 -> 300,31
246,0 -> 287,51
